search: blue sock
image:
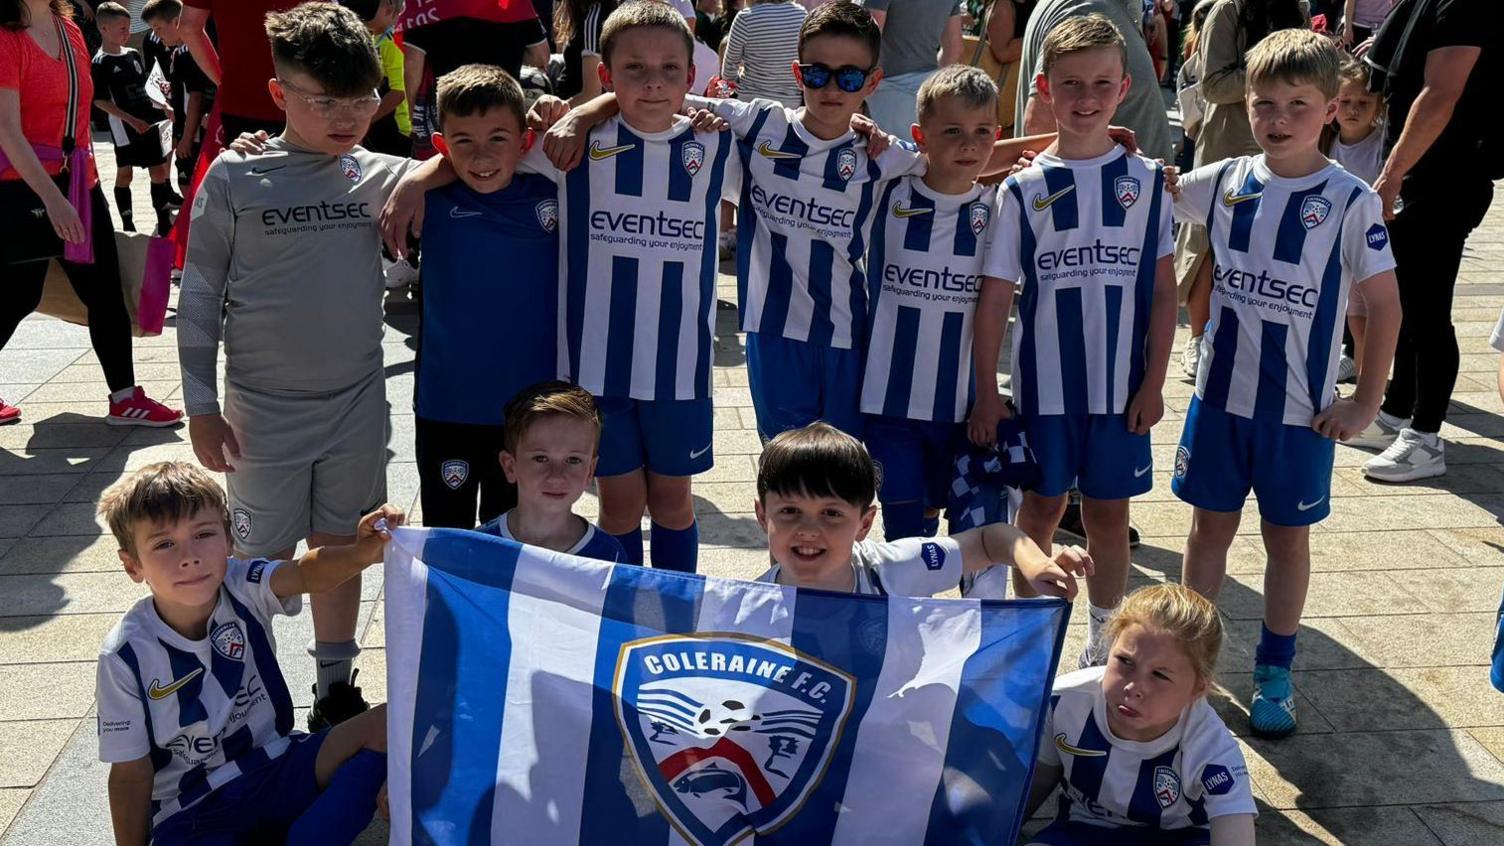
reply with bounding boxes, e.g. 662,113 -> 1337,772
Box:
612,526 -> 644,565
650,521 -> 699,573
1255,622 -> 1297,669
285,749 -> 385,845
882,501 -> 926,541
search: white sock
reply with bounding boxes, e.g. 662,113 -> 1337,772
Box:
109,386 -> 136,403
1086,602 -> 1116,651
309,639 -> 360,698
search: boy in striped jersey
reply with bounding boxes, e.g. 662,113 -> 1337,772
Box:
971,15 -> 1176,666
1170,30 -> 1400,738
862,65 -> 1002,541
95,463 -> 401,844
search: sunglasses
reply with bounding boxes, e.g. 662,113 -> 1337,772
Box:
797,63 -> 875,93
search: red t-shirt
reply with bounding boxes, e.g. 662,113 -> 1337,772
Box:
0,16 -> 93,181
184,0 -> 299,123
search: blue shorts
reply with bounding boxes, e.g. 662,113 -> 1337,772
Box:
1028,820 -> 1209,846
595,395 -> 714,478
151,732 -> 327,844
745,332 -> 863,441
1024,413 -> 1153,500
1171,396 -> 1335,527
865,415 -> 965,508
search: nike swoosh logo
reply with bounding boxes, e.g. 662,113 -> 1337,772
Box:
1032,184 -> 1076,211
1134,464 -> 1152,478
1296,497 -> 1325,512
449,207 -> 483,219
248,166 -> 285,176
689,443 -> 712,460
1055,733 -> 1106,757
1223,188 -> 1262,206
892,203 -> 933,218
588,141 -> 636,161
148,668 -> 204,700
756,140 -> 802,160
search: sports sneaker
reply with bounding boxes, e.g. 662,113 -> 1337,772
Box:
1180,334 -> 1202,379
1250,664 -> 1297,738
106,387 -> 183,427
1059,497 -> 1141,548
384,257 -> 420,290
1336,354 -> 1357,384
1362,428 -> 1446,482
0,397 -> 18,426
1076,637 -> 1110,670
308,669 -> 370,732
1345,410 -> 1408,450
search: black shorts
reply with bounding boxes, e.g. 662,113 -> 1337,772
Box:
415,417 -> 516,529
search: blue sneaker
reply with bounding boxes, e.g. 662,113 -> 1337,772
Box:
1250,664 -> 1297,738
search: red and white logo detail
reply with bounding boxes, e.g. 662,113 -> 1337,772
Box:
836,149 -> 858,181
340,154 -> 362,182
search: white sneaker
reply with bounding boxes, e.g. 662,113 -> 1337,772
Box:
384,257 -> 419,290
1337,354 -> 1357,384
1181,334 -> 1202,378
1362,428 -> 1446,482
1346,410 -> 1408,450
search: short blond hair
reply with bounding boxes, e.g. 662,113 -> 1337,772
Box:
98,462 -> 230,556
916,64 -> 998,124
1041,13 -> 1126,77
502,381 -> 603,455
1106,584 -> 1224,688
1246,27 -> 1341,100
599,0 -> 693,67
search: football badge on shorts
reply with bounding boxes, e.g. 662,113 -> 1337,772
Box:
536,199 -> 558,233
232,508 -> 252,542
211,621 -> 246,661
1114,175 -> 1141,209
1154,765 -> 1182,808
615,633 -> 855,846
835,148 -> 858,182
969,201 -> 990,236
1173,445 -> 1190,480
441,460 -> 469,490
682,141 -> 706,177
1300,196 -> 1332,229
339,154 -> 362,182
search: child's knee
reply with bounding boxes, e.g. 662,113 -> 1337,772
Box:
1080,497 -> 1130,533
1189,508 -> 1240,545
645,476 -> 694,524
1022,492 -> 1069,523
1261,521 -> 1310,563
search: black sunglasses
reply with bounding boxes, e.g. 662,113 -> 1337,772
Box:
797,63 -> 875,93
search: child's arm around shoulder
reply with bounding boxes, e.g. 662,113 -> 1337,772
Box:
380,155 -> 458,260
268,506 -> 404,599
951,523 -> 1092,599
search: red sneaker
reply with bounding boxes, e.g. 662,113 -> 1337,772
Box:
107,387 -> 183,427
0,398 -> 18,425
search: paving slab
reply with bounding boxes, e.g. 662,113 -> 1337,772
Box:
0,663 -> 97,722
1256,805 -> 1443,846
0,720 -> 76,788
1244,730 -> 1504,809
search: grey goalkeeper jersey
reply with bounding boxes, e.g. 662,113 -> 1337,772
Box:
178,138 -> 417,415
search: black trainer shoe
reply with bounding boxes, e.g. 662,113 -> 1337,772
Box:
1058,497 -> 1141,549
307,668 -> 369,732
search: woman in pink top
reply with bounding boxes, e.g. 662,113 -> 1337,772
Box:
0,0 -> 180,427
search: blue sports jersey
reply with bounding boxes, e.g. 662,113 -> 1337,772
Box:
416,175 -> 561,423
523,114 -> 739,402
985,147 -> 1174,418
709,98 -> 925,350
1174,156 -> 1395,426
862,176 -> 997,422
475,511 -> 627,563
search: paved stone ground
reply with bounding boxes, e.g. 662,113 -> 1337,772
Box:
1,145 -> 1503,844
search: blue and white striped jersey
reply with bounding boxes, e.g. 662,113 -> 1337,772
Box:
1040,667 -> 1257,832
1176,156 -> 1395,426
523,114 -> 739,401
96,559 -> 302,826
985,147 -> 1173,417
475,510 -> 627,564
862,176 -> 998,423
712,98 -> 925,350
756,535 -> 963,596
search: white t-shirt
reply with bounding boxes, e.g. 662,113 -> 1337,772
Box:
757,535 -> 962,596
1039,667 -> 1257,831
1331,127 -> 1385,187
96,559 -> 303,826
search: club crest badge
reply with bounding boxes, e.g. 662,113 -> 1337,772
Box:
969,202 -> 990,236
1300,196 -> 1331,229
339,154 -> 362,182
441,460 -> 469,490
1115,175 -> 1141,209
835,148 -> 858,181
536,199 -> 558,233
211,622 -> 246,661
232,508 -> 252,542
615,633 -> 855,846
1154,765 -> 1182,808
1173,445 -> 1190,480
682,141 -> 706,177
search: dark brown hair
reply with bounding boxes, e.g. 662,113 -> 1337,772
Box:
436,63 -> 527,130
599,0 -> 693,67
797,1 -> 879,65
757,422 -> 880,509
265,2 -> 381,97
1,1 -> 71,31
502,381 -> 603,455
99,462 -> 231,556
141,0 -> 185,24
